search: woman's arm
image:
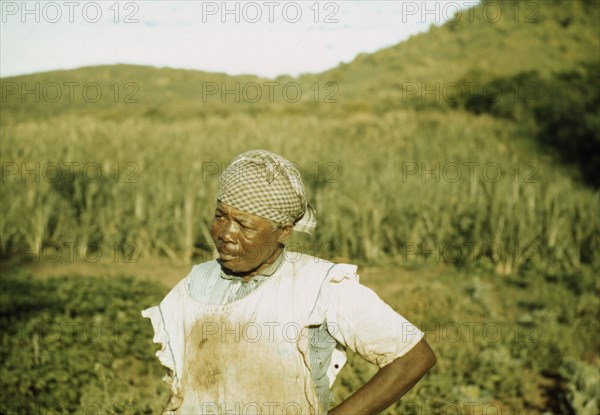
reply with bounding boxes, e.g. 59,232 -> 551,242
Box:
328,338 -> 437,415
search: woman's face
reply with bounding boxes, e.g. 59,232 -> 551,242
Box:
210,202 -> 289,276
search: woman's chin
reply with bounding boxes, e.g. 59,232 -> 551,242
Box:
218,257 -> 251,274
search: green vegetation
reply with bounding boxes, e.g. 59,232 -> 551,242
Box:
1,0 -> 598,413
1,109 -> 597,275
455,63 -> 600,187
1,263 -> 597,414
0,269 -> 170,413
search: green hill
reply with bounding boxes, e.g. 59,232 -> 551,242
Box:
2,0 -> 598,120
311,0 -> 599,98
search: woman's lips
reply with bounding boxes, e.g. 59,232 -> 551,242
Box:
218,247 -> 239,260
220,252 -> 236,260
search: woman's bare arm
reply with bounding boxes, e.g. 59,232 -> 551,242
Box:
329,338 -> 437,415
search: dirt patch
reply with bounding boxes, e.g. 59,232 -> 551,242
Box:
2,255 -> 450,296
1,255 -> 193,288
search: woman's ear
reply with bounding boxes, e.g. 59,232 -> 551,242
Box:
277,225 -> 293,243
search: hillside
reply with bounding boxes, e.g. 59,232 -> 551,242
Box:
1,0 -> 598,120
311,0 -> 600,100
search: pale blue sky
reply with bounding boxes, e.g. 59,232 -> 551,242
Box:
1,1 -> 479,78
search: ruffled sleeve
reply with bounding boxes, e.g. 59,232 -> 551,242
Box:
322,275 -> 425,368
141,305 -> 177,377
141,278 -> 191,397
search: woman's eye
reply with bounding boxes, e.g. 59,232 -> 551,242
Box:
239,223 -> 255,231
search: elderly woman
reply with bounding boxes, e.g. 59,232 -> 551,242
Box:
142,150 -> 436,415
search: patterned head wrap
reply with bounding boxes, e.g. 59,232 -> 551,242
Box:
216,150 -> 317,234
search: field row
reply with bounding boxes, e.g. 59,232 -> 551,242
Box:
2,110 -> 598,277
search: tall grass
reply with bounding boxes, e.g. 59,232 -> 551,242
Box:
1,109 -> 597,276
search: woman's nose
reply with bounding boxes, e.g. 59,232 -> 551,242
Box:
219,219 -> 238,243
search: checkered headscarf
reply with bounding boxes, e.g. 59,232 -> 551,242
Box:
216,150 -> 317,234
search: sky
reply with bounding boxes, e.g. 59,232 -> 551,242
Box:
1,1 -> 479,78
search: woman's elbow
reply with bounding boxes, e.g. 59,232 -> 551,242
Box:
418,338 -> 437,373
